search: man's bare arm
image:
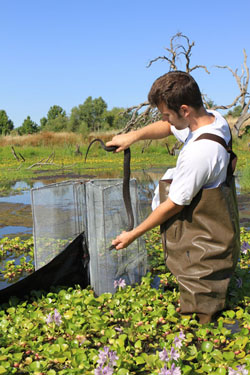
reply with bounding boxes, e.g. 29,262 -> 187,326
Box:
111,197 -> 183,250
106,120 -> 172,152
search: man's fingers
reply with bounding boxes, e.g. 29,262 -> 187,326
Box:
115,243 -> 124,250
106,141 -> 123,153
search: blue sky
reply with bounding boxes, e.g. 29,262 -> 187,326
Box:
1,0 -> 250,128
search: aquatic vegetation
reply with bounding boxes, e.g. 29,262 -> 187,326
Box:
0,228 -> 250,374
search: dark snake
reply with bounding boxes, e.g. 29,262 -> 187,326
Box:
84,139 -> 134,249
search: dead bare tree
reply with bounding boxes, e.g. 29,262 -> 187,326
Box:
118,33 -> 210,146
75,144 -> 83,156
11,146 -> 25,162
27,152 -> 55,169
211,49 -> 250,137
119,32 -> 249,139
147,32 -> 210,75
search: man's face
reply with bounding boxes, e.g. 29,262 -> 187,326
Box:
157,102 -> 189,130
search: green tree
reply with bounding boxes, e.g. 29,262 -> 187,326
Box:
0,110 -> 14,135
205,99 -> 217,109
47,105 -> 66,121
227,105 -> 243,118
45,115 -> 69,132
40,117 -> 48,129
41,105 -> 68,132
105,107 -> 132,129
69,96 -> 107,132
18,116 -> 38,135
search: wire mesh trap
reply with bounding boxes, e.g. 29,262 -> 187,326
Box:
31,178 -> 147,296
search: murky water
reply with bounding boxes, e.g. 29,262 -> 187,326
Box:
0,168 -> 249,240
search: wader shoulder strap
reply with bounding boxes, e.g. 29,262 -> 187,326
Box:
194,133 -> 237,183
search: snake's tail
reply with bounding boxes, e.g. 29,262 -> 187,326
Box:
84,139 -> 103,163
84,138 -> 118,163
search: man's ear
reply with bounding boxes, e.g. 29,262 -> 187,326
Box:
179,105 -> 190,118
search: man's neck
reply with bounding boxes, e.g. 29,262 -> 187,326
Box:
188,107 -> 215,132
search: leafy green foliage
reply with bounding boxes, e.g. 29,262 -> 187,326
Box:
47,106 -> 66,122
0,110 -> 14,135
227,105 -> 243,118
0,229 -> 250,373
69,96 -> 107,133
105,107 -> 132,129
41,105 -> 69,132
18,116 -> 38,135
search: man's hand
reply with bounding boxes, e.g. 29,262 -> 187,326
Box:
111,198 -> 184,251
106,132 -> 138,153
111,230 -> 136,250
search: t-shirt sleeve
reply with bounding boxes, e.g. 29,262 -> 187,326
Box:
168,142 -> 213,205
170,126 -> 190,143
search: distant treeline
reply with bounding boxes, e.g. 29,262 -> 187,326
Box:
0,96 -> 132,136
0,98 -> 246,137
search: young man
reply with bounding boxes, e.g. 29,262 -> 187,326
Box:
106,71 -> 240,323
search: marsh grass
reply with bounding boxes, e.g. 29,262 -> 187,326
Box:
0,131 -> 249,192
0,133 -> 178,185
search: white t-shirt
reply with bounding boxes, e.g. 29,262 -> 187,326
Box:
152,110 -> 231,209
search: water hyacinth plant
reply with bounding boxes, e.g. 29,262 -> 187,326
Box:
114,278 -> 126,289
94,346 -> 118,375
46,308 -> 62,326
0,227 -> 249,374
228,365 -> 248,375
241,241 -> 250,255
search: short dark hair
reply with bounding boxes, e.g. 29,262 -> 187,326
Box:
148,71 -> 203,113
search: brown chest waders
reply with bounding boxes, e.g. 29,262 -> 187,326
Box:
159,133 -> 240,324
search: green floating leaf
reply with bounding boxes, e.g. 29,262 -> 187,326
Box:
0,366 -> 7,374
211,349 -> 223,361
215,368 -> 226,375
182,365 -> 193,375
134,356 -> 145,365
200,363 -> 213,372
135,340 -> 142,349
226,310 -> 236,319
28,361 -> 41,371
201,341 -> 214,353
223,351 -> 235,360
117,368 -> 129,375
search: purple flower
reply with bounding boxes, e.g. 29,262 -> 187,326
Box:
96,346 -> 118,373
108,350 -> 118,366
94,366 -> 103,375
173,330 -> 185,348
173,337 -> 181,349
228,365 -> 248,375
170,363 -> 182,375
46,313 -> 53,324
46,309 -> 62,326
114,278 -> 126,289
159,348 -> 169,362
97,351 -> 108,366
159,364 -> 171,375
54,309 -> 62,326
101,366 -> 114,375
159,363 -> 182,375
94,365 -> 114,375
169,347 -> 180,361
159,347 -> 180,362
241,241 -> 250,255
179,331 -> 185,340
